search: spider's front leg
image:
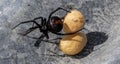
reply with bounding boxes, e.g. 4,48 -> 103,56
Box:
48,7 -> 70,19
12,20 -> 41,30
12,17 -> 44,30
12,17 -> 45,36
32,17 -> 44,29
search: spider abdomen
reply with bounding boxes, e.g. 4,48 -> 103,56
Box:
47,16 -> 63,32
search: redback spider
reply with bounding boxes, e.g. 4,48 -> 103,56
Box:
12,7 -> 83,47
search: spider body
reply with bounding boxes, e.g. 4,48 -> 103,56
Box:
12,7 -> 82,47
47,16 -> 63,32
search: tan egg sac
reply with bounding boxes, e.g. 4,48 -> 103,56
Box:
60,32 -> 87,55
63,9 -> 85,33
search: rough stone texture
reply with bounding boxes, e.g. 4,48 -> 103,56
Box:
0,0 -> 120,64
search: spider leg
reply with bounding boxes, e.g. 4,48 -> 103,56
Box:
12,16 -> 44,30
34,17 -> 43,20
26,35 -> 61,40
31,20 -> 35,27
26,35 -> 61,45
50,28 -> 84,35
34,34 -> 45,47
48,7 -> 70,20
47,49 -> 58,55
44,49 -> 67,57
31,17 -> 44,27
12,20 -> 41,30
40,54 -> 66,57
19,26 -> 38,36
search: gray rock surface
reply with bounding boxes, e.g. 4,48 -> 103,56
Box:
0,0 -> 120,64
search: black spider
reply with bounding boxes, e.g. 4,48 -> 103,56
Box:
12,7 -> 82,47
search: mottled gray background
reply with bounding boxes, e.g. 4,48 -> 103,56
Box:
0,0 -> 120,64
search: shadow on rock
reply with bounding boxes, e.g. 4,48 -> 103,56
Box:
72,31 -> 108,59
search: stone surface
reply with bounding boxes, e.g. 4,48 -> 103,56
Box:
0,0 -> 120,64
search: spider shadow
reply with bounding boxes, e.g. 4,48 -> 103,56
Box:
37,32 -> 108,59
72,31 -> 108,59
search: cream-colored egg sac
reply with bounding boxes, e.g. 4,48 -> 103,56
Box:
60,32 -> 87,55
63,9 -> 85,33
